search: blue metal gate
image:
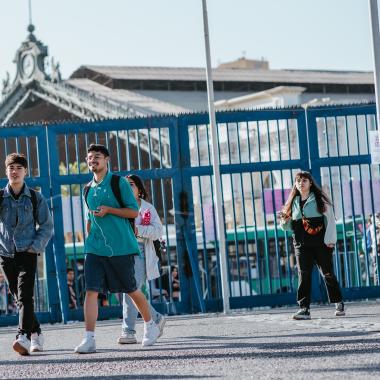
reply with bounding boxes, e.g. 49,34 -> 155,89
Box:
307,104 -> 380,301
178,109 -> 310,310
0,103 -> 379,326
45,116 -> 205,322
0,125 -> 61,325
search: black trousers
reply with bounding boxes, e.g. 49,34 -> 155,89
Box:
0,252 -> 41,338
294,244 -> 343,308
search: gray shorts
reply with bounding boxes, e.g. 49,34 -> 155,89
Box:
84,253 -> 137,294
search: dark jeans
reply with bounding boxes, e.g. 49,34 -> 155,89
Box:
0,252 -> 41,338
294,244 -> 343,308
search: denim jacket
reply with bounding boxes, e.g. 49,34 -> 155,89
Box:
0,183 -> 53,258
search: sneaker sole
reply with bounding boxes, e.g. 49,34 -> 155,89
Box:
142,340 -> 157,347
117,339 -> 137,344
31,347 -> 43,352
142,335 -> 159,347
292,315 -> 311,320
13,342 -> 30,356
335,312 -> 346,316
74,349 -> 97,354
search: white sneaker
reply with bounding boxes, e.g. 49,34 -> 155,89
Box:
157,316 -> 166,338
142,322 -> 160,347
31,332 -> 44,352
117,331 -> 137,344
74,338 -> 96,354
335,302 -> 346,316
13,334 -> 31,356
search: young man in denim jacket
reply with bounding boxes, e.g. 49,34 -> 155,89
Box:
0,153 -> 53,355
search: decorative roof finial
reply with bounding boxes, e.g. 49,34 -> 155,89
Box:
26,0 -> 36,42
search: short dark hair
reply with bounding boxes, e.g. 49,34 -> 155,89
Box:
126,174 -> 148,200
5,153 -> 28,169
67,268 -> 74,274
87,144 -> 109,157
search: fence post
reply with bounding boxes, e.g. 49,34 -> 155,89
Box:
171,115 -> 206,313
38,127 -> 62,322
46,126 -> 70,323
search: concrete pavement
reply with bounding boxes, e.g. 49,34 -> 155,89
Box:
0,301 -> 380,379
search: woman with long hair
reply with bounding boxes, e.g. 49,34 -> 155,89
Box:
280,171 -> 345,320
170,265 -> 180,302
118,175 -> 166,344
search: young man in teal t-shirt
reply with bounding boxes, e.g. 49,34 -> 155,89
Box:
74,144 -> 160,354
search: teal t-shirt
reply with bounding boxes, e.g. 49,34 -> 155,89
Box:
84,172 -> 139,256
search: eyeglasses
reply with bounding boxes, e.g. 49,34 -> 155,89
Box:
86,154 -> 106,161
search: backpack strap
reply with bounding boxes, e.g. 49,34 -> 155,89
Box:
110,174 -> 124,207
0,189 -> 4,208
29,188 -> 38,225
83,181 -> 92,209
110,174 -> 135,230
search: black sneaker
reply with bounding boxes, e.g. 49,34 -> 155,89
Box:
292,308 -> 311,320
335,302 -> 345,316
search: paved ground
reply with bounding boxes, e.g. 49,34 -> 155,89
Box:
0,301 -> 380,379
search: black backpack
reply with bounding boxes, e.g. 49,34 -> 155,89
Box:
83,174 -> 135,230
153,239 -> 166,262
0,187 -> 38,225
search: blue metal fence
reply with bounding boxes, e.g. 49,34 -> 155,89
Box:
0,103 -> 379,326
308,104 -> 380,300
0,125 -> 61,325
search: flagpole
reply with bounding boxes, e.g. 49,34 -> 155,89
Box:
369,0 -> 380,137
201,0 -> 230,314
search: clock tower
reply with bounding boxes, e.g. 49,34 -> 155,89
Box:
13,24 -> 49,85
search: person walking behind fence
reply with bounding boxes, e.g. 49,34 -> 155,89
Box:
74,144 -> 160,354
118,174 -> 166,345
0,153 -> 53,355
67,268 -> 77,309
279,171 -> 345,320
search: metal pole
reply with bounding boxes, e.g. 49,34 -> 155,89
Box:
201,0 -> 230,313
28,0 -> 33,25
369,0 -> 380,136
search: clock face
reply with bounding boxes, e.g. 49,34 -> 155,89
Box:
21,54 -> 35,78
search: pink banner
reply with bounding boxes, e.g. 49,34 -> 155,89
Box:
264,189 -> 292,214
203,203 -> 216,242
342,179 -> 380,217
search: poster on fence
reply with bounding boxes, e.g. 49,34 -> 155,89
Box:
203,202 -> 216,242
342,179 -> 380,217
369,130 -> 380,165
62,196 -> 86,235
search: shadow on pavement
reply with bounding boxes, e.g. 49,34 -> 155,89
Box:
9,376 -> 214,380
309,364 -> 380,374
1,336 -> 380,366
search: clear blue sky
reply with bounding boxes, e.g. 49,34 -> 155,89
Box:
0,0 -> 375,81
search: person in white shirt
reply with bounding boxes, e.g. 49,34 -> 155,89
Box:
118,175 -> 166,344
